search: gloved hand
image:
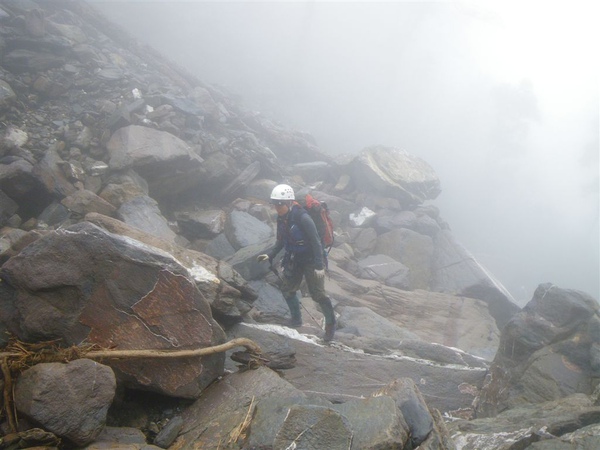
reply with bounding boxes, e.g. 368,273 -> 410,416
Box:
256,254 -> 270,263
315,269 -> 325,279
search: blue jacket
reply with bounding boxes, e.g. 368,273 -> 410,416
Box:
268,203 -> 325,270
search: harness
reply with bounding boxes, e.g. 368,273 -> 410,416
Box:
278,204 -> 308,256
277,204 -> 328,270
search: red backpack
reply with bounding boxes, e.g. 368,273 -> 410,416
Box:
304,194 -> 335,252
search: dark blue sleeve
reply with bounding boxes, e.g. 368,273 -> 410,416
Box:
300,212 -> 324,270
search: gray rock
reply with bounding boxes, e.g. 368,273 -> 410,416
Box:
248,395 -> 330,449
0,189 -> 18,226
450,394 -> 600,450
203,233 -> 237,260
225,236 -> 277,281
225,210 -> 273,250
33,146 -> 77,198
171,366 -> 306,449
82,211 -> 257,326
61,189 -> 117,219
357,253 -> 410,289
15,359 -> 116,447
352,146 -> 441,206
247,279 -> 293,320
327,260 -> 500,360
0,79 -> 16,111
3,49 -> 65,73
106,125 -> 203,197
332,395 -> 410,450
174,209 -> 226,240
99,170 -> 149,208
432,229 -> 520,330
219,160 -> 261,201
99,181 -> 147,209
337,305 -> 420,342
292,160 -> 333,184
413,212 -> 442,237
239,320 -> 487,413
117,195 -> 177,243
83,426 -> 163,449
348,226 -> 377,256
476,283 -> 600,417
243,177 -> 278,201
153,416 -> 184,449
375,210 -> 419,233
37,201 -> 69,227
0,158 -> 52,217
225,323 -> 298,372
528,423 -> 600,449
189,86 -> 219,119
375,227 -> 434,290
375,378 -> 434,447
0,222 -> 226,398
273,405 -> 353,450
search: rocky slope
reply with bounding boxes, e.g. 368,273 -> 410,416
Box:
1,1 -> 598,449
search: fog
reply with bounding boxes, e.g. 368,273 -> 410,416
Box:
91,1 -> 599,305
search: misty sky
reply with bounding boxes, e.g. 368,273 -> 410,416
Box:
91,1 -> 599,304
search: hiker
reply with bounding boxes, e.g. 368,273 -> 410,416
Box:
257,184 -> 336,342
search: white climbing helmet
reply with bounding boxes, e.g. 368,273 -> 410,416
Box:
270,184 -> 295,201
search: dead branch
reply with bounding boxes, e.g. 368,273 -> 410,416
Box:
228,396 -> 255,444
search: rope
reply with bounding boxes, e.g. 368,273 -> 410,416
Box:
0,337 -> 263,434
0,337 -> 262,363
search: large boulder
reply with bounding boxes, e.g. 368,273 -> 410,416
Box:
326,260 -> 500,361
273,405 -> 353,449
0,157 -> 54,220
232,322 -> 487,415
0,79 -> 17,112
351,146 -> 441,206
33,147 -> 78,199
116,194 -> 177,243
170,361 -> 453,450
374,378 -> 456,449
174,208 -> 226,240
0,189 -> 18,226
224,210 -> 273,250
106,125 -> 203,198
374,227 -> 435,290
475,283 -> 600,417
432,229 -> 520,330
15,359 -> 116,447
450,394 -> 600,449
83,427 -> 163,450
0,222 -> 226,398
83,212 -> 257,325
171,366 -> 308,449
60,189 -> 117,218
331,396 -> 410,450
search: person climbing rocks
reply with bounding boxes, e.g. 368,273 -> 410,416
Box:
257,184 -> 336,342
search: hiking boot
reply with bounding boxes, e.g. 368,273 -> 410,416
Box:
285,318 -> 303,328
324,322 -> 336,342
